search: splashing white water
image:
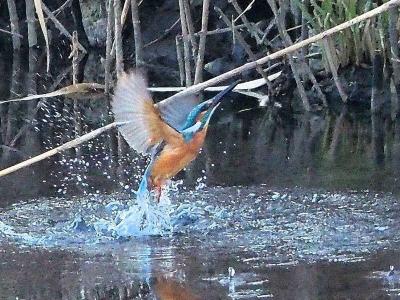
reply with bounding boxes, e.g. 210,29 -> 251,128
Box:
101,183 -> 175,237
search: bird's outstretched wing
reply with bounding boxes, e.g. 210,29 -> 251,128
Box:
156,93 -> 199,131
112,72 -> 184,155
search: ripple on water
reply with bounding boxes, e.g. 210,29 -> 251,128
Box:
0,185 -> 400,264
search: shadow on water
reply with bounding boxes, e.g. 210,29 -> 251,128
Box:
1,50 -> 400,299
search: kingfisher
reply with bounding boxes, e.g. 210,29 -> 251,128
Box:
112,71 -> 240,201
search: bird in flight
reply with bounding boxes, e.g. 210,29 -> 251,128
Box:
112,71 -> 239,201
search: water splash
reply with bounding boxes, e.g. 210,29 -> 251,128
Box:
94,179 -> 175,238
0,220 -> 39,244
112,187 -> 173,237
1,185 -> 400,267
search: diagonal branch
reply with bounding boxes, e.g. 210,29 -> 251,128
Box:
0,0 -> 399,178
215,6 -> 273,90
164,0 -> 400,102
0,123 -> 120,178
42,2 -> 87,53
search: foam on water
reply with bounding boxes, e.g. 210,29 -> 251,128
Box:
102,184 -> 173,237
1,185 -> 400,266
0,220 -> 39,244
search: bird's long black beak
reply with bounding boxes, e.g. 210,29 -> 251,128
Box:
210,79 -> 242,108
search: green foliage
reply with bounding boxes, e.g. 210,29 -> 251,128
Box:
294,0 -> 389,68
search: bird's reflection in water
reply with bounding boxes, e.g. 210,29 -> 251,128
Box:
152,275 -> 201,300
73,276 -> 201,300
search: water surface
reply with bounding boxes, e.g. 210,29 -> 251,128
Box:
1,50 -> 400,299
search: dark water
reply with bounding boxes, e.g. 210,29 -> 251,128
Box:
1,50 -> 400,299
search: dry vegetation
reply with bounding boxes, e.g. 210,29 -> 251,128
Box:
1,0 -> 400,176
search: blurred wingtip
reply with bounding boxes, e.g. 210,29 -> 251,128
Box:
111,68 -> 156,154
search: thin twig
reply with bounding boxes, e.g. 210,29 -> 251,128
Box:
105,0 -> 114,94
176,36 -> 185,86
22,0 -> 73,24
25,0 -> 38,47
42,2 -> 87,53
215,7 -> 273,90
0,123 -> 120,178
194,0 -> 210,84
229,0 -> 261,44
121,0 -> 131,27
180,24 -> 249,39
269,2 -> 326,106
143,19 -> 181,48
164,0 -> 400,103
33,0 -> 50,71
114,0 -> 124,76
70,31 -> 82,156
131,0 -> 144,67
110,0 -> 144,54
52,0 -> 73,16
178,0 -> 192,86
233,0 -> 256,23
266,0 -> 310,110
183,0 -> 198,59
300,0 -> 309,63
110,0 -> 129,56
260,18 -> 275,46
0,83 -> 105,104
69,31 -> 79,85
323,38 -> 348,103
149,71 -> 281,92
144,18 -> 180,48
114,0 -> 127,160
7,0 -> 21,50
0,28 -> 23,38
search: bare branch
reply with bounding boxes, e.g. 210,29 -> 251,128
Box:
178,0 -> 192,86
114,0 -> 124,77
323,38 -> 348,103
25,0 -> 38,47
42,2 -> 87,53
131,0 -> 144,67
215,6 -> 273,90
105,0 -> 114,94
176,36 -> 185,86
144,18 -> 180,48
7,0 -> 21,50
194,0 -> 210,84
183,0 -> 198,59
229,0 -> 261,44
0,123 -> 121,178
164,0 -> 400,104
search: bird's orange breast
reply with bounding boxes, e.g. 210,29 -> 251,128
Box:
149,129 -> 207,187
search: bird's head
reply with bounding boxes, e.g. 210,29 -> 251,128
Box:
181,79 -> 241,142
